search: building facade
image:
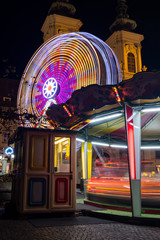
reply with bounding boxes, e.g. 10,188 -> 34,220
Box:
41,0 -> 144,81
0,60 -> 19,174
41,0 -> 83,42
106,0 -> 144,80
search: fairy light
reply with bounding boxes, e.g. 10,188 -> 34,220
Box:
113,86 -> 121,102
63,105 -> 72,117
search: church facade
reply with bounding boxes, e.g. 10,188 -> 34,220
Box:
41,0 -> 145,81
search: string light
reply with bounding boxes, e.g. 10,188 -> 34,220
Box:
63,105 -> 72,117
112,86 -> 121,102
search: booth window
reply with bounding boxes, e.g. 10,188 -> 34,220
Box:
54,137 -> 70,173
127,52 -> 136,73
58,29 -> 63,34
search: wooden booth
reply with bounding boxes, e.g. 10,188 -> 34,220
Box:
12,127 -> 77,214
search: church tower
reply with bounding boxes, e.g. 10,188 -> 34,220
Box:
41,0 -> 83,42
106,0 -> 144,80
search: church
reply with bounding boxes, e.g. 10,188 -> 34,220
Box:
41,0 -> 145,80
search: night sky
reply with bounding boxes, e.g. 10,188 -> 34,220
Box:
0,0 -> 160,77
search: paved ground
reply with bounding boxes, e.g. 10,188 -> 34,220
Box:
0,191 -> 160,240
0,215 -> 160,240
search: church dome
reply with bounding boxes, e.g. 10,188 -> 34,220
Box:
48,0 -> 76,17
109,0 -> 137,33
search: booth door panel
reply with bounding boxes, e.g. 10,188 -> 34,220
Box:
51,136 -> 73,208
54,176 -> 70,205
29,135 -> 48,171
25,133 -> 49,211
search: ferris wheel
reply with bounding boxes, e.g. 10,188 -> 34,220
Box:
43,78 -> 58,99
17,32 -> 121,128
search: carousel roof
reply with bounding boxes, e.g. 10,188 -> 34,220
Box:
46,72 -> 160,142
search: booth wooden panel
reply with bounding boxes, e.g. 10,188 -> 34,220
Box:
23,175 -> 49,212
30,135 -> 48,170
28,177 -> 47,206
55,177 -> 69,203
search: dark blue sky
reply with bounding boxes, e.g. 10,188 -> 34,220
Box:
0,0 -> 159,76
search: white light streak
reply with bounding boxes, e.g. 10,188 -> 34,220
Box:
141,146 -> 160,149
76,138 -> 85,143
110,144 -> 128,149
55,138 -> 67,145
90,113 -> 122,124
91,141 -> 109,146
141,108 -> 160,112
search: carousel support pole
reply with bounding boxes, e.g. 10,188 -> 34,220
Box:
81,129 -> 89,198
83,141 -> 88,198
125,104 -> 141,217
83,129 -> 89,198
87,142 -> 92,180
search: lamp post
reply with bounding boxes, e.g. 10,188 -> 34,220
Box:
11,154 -> 15,172
0,155 -> 2,175
2,157 -> 7,175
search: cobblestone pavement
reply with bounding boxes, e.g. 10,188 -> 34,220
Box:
0,216 -> 160,240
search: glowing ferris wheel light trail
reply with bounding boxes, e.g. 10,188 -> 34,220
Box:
17,32 -> 121,128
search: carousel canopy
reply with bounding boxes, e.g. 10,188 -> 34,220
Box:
46,72 -> 160,143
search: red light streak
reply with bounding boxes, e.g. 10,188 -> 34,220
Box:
87,177 -> 160,199
125,105 -> 136,179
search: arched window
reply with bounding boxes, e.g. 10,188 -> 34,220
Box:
127,52 -> 136,73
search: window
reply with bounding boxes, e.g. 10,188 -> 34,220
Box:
3,97 -> 11,102
58,28 -> 63,34
127,52 -> 136,73
54,137 -> 70,173
3,133 -> 7,142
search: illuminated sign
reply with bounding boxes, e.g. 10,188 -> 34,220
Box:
5,147 -> 14,155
